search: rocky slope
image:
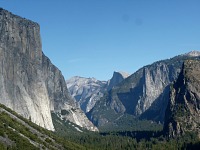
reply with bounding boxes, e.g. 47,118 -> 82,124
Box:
164,60 -> 200,138
66,71 -> 129,113
0,8 -> 97,131
87,51 -> 200,128
0,103 -> 85,150
66,76 -> 107,113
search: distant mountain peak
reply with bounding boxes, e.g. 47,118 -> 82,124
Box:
107,71 -> 129,91
66,76 -> 107,113
66,71 -> 129,113
183,50 -> 200,57
114,71 -> 130,79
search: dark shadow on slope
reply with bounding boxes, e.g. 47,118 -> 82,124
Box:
139,85 -> 170,123
80,97 -> 90,113
185,142 -> 200,150
117,92 -> 137,114
117,75 -> 145,115
100,130 -> 163,142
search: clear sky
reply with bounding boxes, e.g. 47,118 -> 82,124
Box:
1,0 -> 200,81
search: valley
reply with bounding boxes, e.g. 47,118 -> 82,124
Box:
0,7 -> 200,150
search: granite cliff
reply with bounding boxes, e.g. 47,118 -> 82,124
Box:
87,51 -> 200,128
164,60 -> 200,138
0,8 -> 97,131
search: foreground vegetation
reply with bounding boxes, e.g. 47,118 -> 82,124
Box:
52,112 -> 200,150
0,103 -> 200,149
0,104 -> 84,150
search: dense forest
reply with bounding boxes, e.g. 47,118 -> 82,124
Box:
52,112 -> 200,150
0,100 -> 200,149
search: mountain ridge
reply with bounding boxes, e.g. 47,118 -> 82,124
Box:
66,71 -> 129,113
87,51 -> 200,129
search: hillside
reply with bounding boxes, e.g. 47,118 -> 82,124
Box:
87,51 -> 200,130
1,6 -> 200,150
0,103 -> 85,150
1,94 -> 200,149
164,59 -> 200,138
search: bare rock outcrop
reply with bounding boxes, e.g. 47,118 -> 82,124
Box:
66,76 -> 107,113
88,51 -> 200,127
0,8 -> 97,131
164,60 -> 200,138
66,72 -> 129,114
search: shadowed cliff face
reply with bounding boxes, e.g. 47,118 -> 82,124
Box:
88,60 -> 181,127
88,52 -> 200,127
164,60 -> 200,138
0,8 -> 97,131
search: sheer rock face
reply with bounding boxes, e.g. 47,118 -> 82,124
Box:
88,53 -> 200,127
66,72 -> 129,113
164,60 -> 200,138
0,8 -> 97,131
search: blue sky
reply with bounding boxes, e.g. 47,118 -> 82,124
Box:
1,0 -> 200,80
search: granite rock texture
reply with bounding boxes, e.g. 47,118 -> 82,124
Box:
66,71 -> 129,113
66,76 -> 107,113
0,8 -> 97,131
164,60 -> 200,138
88,51 -> 200,127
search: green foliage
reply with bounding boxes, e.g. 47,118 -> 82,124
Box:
0,142 -> 7,150
45,137 -> 52,143
61,109 -> 69,115
0,103 -> 200,149
0,104 -> 86,150
52,112 -> 200,150
0,112 -> 39,150
99,114 -> 163,132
